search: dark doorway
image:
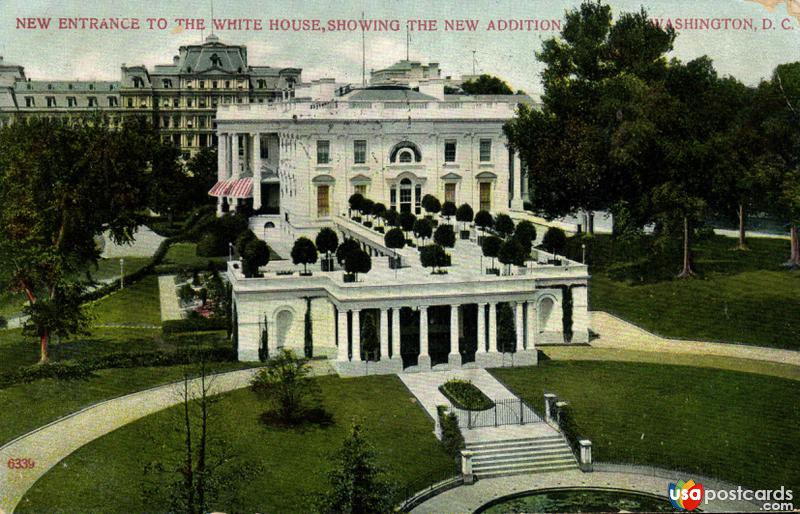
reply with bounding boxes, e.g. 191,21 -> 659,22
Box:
428,306 -> 450,366
460,304 -> 478,364
400,307 -> 420,369
261,183 -> 280,214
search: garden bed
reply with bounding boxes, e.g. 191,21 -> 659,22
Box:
439,379 -> 495,411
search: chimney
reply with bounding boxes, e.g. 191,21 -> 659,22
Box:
173,55 -> 180,65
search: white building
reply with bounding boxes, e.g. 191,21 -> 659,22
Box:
213,84 -> 589,374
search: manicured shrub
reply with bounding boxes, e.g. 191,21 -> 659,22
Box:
495,214 -> 515,239
514,220 -> 537,250
291,237 -> 318,275
196,232 -> 226,257
372,202 -> 387,222
336,239 -> 361,266
482,235 -> 503,271
413,218 -> 433,244
178,283 -> 196,304
439,379 -> 494,411
235,229 -> 257,257
420,244 -> 450,273
542,226 -> 568,255
242,239 -> 270,277
421,194 -> 441,216
348,193 -> 364,215
399,212 -> 416,234
474,210 -> 494,233
434,224 -> 456,248
361,198 -> 374,220
384,209 -> 399,227
384,228 -> 406,250
441,201 -> 457,221
162,316 -> 229,334
316,228 -> 339,271
344,248 -> 372,280
456,203 -> 474,227
499,238 -> 526,272
437,405 -> 465,459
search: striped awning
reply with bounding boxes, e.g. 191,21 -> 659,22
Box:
207,178 -> 254,198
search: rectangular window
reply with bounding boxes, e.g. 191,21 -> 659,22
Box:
173,98 -> 179,108
25,96 -> 34,107
186,134 -> 194,147
444,139 -> 457,162
162,79 -> 172,88
199,80 -> 205,89
390,187 -> 397,210
88,97 -> 98,108
480,139 -> 492,162
354,184 -> 367,196
127,97 -> 133,108
108,96 -> 118,107
225,80 -> 231,89
317,185 -> 330,217
353,140 -> 366,164
399,186 -> 411,204
187,98 -> 193,108
212,81 -> 218,89
445,183 -> 456,204
415,184 -> 422,214
199,134 -> 208,147
260,138 -> 269,159
172,134 -> 181,147
317,140 -> 330,164
480,182 -> 492,212
46,96 -> 56,107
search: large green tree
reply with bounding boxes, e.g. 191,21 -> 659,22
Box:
459,74 -> 514,95
0,115 -> 158,362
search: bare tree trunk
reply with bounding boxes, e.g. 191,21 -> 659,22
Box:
183,376 -> 195,513
39,330 -> 49,364
735,204 -> 749,251
677,217 -> 696,278
785,224 -> 800,269
197,364 -> 208,512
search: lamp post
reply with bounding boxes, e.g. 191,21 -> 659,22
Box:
228,242 -> 234,262
119,258 -> 124,289
581,243 -> 586,264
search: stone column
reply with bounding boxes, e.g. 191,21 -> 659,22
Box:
391,307 -> 401,360
217,133 -> 228,181
571,286 -> 590,344
476,303 -> 486,354
231,133 -> 240,180
418,306 -> 431,369
252,132 -> 262,210
351,310 -> 361,362
526,300 -> 538,350
579,440 -> 593,472
488,302 -> 498,353
448,305 -> 461,368
515,301 -> 524,352
511,152 -> 524,210
337,309 -> 349,361
379,308 -> 389,361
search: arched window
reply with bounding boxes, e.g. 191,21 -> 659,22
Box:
389,141 -> 422,163
398,149 -> 413,163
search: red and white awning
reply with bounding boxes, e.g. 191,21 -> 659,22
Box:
208,178 -> 253,198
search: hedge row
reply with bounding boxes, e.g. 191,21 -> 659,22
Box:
437,405 -> 466,459
0,346 -> 237,389
162,317 -> 229,334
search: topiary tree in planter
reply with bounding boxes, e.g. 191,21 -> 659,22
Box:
316,228 -> 339,272
344,247 -> 371,282
441,201 -> 457,223
242,239 -> 270,277
361,198 -> 375,227
336,239 -> 361,268
495,213 -> 515,239
372,203 -> 387,233
384,228 -> 406,269
542,227 -> 567,258
421,194 -> 441,221
474,210 -> 494,244
235,229 -> 257,258
481,235 -> 502,275
399,212 -> 417,246
434,224 -> 456,249
413,218 -> 433,246
384,208 -> 399,228
456,203 -> 474,240
499,238 -> 526,275
420,244 -> 450,274
348,193 -> 364,221
514,220 -> 537,256
291,237 -> 318,276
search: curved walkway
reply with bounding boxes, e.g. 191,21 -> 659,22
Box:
0,362 -> 332,513
591,311 -> 800,367
410,469 -> 760,513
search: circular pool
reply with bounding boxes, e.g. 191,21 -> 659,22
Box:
475,488 -> 677,513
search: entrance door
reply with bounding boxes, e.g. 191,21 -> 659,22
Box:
317,185 -> 330,217
479,182 -> 492,212
399,178 -> 412,213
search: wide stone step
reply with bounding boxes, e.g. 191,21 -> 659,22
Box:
473,458 -> 578,473
472,448 -> 574,463
469,442 -> 568,456
474,462 -> 579,478
466,436 -> 563,450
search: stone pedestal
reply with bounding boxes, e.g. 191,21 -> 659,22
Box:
579,440 -> 593,472
474,352 -> 503,368
417,354 -> 432,370
448,352 -> 462,368
513,349 -> 538,367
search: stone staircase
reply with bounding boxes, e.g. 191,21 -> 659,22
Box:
467,434 -> 578,478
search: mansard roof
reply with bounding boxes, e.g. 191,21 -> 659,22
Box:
14,80 -> 120,92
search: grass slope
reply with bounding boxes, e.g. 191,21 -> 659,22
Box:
88,274 -> 161,326
568,234 -> 800,350
18,374 -> 455,514
493,360 -> 800,491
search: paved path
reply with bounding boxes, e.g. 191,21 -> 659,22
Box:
410,469 -> 760,513
100,225 -> 164,258
590,311 -> 800,367
158,275 -> 183,321
0,361 -> 333,513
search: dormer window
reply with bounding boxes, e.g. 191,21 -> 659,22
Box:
89,84 -> 95,90
162,79 -> 172,88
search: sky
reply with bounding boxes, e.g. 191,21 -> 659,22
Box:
1,0 -> 799,97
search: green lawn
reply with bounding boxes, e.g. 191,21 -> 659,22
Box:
18,374 -> 455,514
0,361 -> 254,446
87,274 -> 161,326
162,242 -> 228,269
493,360 -> 800,491
568,234 -> 800,350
